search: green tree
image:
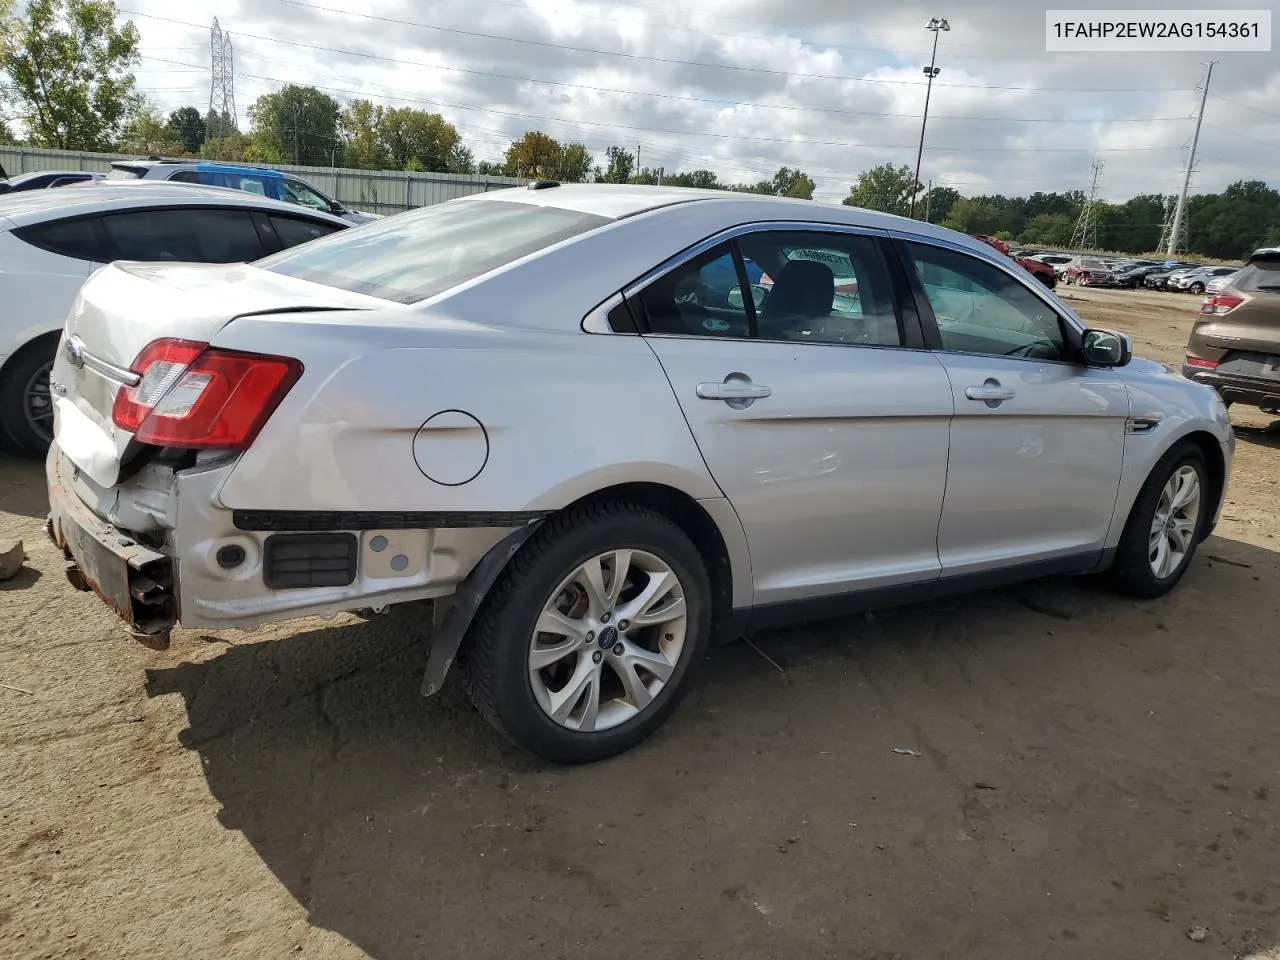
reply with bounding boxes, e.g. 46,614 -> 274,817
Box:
248,85 -> 340,166
205,107 -> 236,139
0,118 -> 14,144
504,131 -> 563,178
942,197 -> 1008,235
447,143 -> 475,174
380,107 -> 460,172
338,98 -> 386,169
118,103 -> 181,155
164,106 -> 205,154
595,145 -> 635,183
661,169 -> 722,188
557,142 -> 592,182
200,130 -> 247,161
1018,212 -> 1076,247
920,185 -> 960,224
0,0 -> 140,150
843,164 -> 918,214
476,159 -> 505,176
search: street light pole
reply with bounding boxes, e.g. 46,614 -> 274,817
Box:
909,17 -> 949,220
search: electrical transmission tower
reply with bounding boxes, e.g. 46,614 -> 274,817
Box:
208,18 -> 236,138
1070,158 -> 1104,252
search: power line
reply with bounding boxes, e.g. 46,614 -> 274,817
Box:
137,55 -> 1191,154
1209,94 -> 1280,123
120,6 -> 1194,95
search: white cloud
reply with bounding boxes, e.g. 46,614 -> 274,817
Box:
125,0 -> 1280,202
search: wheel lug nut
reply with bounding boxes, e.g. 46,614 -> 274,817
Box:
617,619 -> 630,631
600,612 -> 611,623
613,643 -> 624,656
592,650 -> 603,664
585,631 -> 595,644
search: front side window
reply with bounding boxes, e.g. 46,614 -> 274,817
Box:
281,178 -> 332,211
907,242 -> 1066,361
101,209 -> 264,263
260,197 -> 610,304
269,215 -> 344,248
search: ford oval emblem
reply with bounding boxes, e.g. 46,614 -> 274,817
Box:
63,335 -> 86,370
702,317 -> 730,332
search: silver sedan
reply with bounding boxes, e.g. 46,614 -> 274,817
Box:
45,184 -> 1234,762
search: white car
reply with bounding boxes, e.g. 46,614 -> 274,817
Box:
0,181 -> 350,453
1170,266 -> 1240,294
1205,272 -> 1240,295
44,184 -> 1234,763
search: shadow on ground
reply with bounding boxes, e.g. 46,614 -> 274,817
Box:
146,536 -> 1280,960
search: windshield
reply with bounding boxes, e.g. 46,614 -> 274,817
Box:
259,197 -> 611,304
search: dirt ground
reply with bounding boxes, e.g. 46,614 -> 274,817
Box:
2,287 -> 1278,960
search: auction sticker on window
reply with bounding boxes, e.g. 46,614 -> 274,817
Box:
1046,10 -> 1270,51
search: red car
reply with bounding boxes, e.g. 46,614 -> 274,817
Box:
973,235 -> 1057,290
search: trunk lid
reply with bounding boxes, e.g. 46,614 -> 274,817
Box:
52,261 -> 381,488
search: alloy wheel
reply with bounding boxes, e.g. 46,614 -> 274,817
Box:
1149,465 -> 1201,579
528,549 -> 688,732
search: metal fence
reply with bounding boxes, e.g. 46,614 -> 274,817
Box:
0,146 -> 527,216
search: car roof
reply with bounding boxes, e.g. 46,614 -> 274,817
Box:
112,158 -> 286,178
468,183 -> 999,254
6,170 -> 100,183
0,180 -> 349,227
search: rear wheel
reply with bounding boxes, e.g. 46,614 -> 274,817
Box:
0,338 -> 58,456
1108,443 -> 1208,598
462,501 -> 712,763
1189,282 -> 1206,294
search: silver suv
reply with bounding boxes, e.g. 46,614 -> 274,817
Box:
104,159 -> 379,224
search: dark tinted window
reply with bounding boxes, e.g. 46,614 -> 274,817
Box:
639,244 -> 750,338
269,215 -> 343,248
101,209 -> 264,263
167,170 -> 200,184
261,197 -> 609,304
16,217 -> 105,261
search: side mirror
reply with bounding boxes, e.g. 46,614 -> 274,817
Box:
1082,328 -> 1132,368
329,200 -> 346,214
727,285 -> 766,309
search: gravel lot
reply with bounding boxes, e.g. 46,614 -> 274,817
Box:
2,287 -> 1278,960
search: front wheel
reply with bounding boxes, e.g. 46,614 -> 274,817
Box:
1107,443 -> 1209,598
1189,282 -> 1206,294
462,501 -> 712,763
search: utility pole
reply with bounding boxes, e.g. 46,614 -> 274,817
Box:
909,17 -> 949,220
636,142 -> 641,180
925,178 -> 933,222
657,166 -> 664,186
1167,61 -> 1215,256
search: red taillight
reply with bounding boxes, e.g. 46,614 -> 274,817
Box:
1200,294 -> 1244,315
1185,356 -> 1219,370
112,338 -> 302,449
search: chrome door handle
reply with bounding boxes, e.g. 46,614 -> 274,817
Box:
697,382 -> 772,401
965,380 -> 1016,403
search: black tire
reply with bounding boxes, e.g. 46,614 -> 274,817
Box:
462,500 -> 713,764
1107,443 -> 1209,599
0,337 -> 58,456
1189,282 -> 1205,294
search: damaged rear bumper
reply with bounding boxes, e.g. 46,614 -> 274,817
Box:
45,448 -> 176,647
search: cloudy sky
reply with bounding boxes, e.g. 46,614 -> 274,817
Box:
122,0 -> 1279,203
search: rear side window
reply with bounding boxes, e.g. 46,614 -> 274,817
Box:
1234,260 -> 1280,293
167,171 -> 200,184
15,217 -> 106,261
260,197 -> 610,304
101,209 -> 265,263
268,215 -> 343,248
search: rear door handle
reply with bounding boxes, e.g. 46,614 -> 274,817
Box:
697,382 -> 772,401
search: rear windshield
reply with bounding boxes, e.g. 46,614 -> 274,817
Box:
105,166 -> 146,180
1234,260 -> 1280,293
259,197 -> 610,304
